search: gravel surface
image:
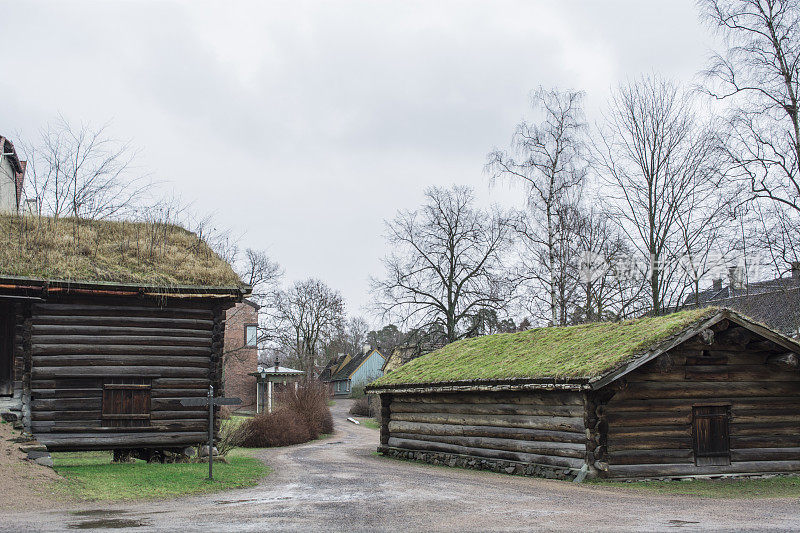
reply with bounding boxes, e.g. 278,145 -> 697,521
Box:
3,400 -> 799,532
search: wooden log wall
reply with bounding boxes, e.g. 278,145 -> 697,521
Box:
601,323 -> 800,479
383,390 -> 588,470
26,299 -> 224,451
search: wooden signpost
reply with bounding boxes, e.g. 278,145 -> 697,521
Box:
181,385 -> 241,480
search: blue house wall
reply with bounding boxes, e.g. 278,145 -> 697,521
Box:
350,350 -> 385,387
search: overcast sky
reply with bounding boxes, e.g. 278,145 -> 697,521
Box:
1,1 -> 719,323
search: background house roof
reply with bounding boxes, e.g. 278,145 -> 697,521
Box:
1,136 -> 26,210
331,349 -> 384,381
0,214 -> 242,289
368,308 -> 744,389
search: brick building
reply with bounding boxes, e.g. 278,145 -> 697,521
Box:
223,299 -> 260,413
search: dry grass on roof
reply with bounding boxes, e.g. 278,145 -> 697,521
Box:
0,214 -> 241,288
371,307 -> 722,387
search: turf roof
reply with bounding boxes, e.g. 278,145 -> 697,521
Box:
370,308 -> 722,388
0,214 -> 242,288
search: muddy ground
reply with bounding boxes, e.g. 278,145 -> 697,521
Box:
0,421 -> 71,512
2,400 -> 800,531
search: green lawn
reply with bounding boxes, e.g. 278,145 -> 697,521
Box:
52,448 -> 270,501
590,476 -> 800,498
358,418 -> 380,430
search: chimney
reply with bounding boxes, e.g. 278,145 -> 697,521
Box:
791,262 -> 800,279
728,266 -> 745,291
274,359 -> 280,371
712,278 -> 722,291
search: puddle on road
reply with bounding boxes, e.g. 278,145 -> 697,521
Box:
68,509 -> 150,529
67,518 -> 149,529
668,519 -> 700,527
215,496 -> 290,505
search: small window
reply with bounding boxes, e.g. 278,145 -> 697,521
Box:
102,378 -> 151,428
245,325 -> 258,347
693,405 -> 730,466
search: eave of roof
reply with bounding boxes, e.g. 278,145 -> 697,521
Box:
0,275 -> 248,298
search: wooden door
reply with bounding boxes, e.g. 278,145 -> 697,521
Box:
102,378 -> 151,427
693,405 -> 731,466
0,306 -> 13,396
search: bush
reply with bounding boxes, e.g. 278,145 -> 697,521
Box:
349,384 -> 366,399
348,394 -> 380,418
239,381 -> 333,448
349,396 -> 370,416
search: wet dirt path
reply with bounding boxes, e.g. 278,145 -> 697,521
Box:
3,400 -> 799,532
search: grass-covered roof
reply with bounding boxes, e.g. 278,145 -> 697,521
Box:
370,308 -> 723,388
0,214 -> 242,288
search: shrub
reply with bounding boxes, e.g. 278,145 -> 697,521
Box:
349,384 -> 366,399
349,396 -> 370,416
239,381 -> 333,447
217,416 -> 253,456
348,394 -> 380,418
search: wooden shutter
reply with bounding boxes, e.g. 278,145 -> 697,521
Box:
693,405 -> 730,466
102,378 -> 151,428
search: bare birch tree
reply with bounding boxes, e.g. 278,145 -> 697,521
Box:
699,0 -> 800,216
487,87 -> 588,325
593,75 -> 725,314
372,186 -> 512,344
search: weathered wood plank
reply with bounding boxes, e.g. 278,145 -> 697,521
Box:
612,381 -> 800,400
390,402 -> 584,417
31,355 -> 210,368
32,366 -> 209,379
32,303 -> 212,318
31,335 -> 211,347
31,315 -> 213,329
32,344 -> 210,356
387,420 -> 586,444
731,448 -> 800,462
390,412 -> 585,432
389,432 -> 586,458
608,461 -> 800,479
32,325 -> 212,338
607,448 -> 694,465
387,437 -> 585,469
39,432 -> 208,451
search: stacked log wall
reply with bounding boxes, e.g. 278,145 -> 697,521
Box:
602,325 -> 800,479
380,390 -> 588,477
27,298 -> 224,451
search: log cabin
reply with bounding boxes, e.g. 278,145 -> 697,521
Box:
0,215 -> 246,456
366,308 -> 800,481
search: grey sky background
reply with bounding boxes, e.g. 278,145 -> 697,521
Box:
1,1 -> 718,323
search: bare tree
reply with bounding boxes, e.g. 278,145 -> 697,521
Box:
273,278 -> 345,376
239,248 -> 283,304
372,185 -> 512,344
487,87 -> 588,325
593,75 -> 725,314
699,0 -> 800,216
22,116 -> 149,220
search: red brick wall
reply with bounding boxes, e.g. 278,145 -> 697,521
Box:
223,301 -> 258,412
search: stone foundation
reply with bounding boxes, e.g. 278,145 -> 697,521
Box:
377,445 -> 582,481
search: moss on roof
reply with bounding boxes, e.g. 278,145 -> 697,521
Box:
0,214 -> 241,288
370,308 -> 722,388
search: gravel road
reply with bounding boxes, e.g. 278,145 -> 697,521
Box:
3,400 -> 799,532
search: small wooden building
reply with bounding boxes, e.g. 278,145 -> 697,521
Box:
366,308 -> 800,481
251,362 -> 304,414
0,215 -> 246,454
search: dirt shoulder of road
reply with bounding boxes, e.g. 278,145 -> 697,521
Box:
0,421 -> 74,511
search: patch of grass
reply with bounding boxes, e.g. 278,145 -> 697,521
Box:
328,400 -> 336,406
589,476 -> 800,498
0,214 -> 240,287
370,308 -> 722,386
52,449 -> 270,501
358,418 -> 380,430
